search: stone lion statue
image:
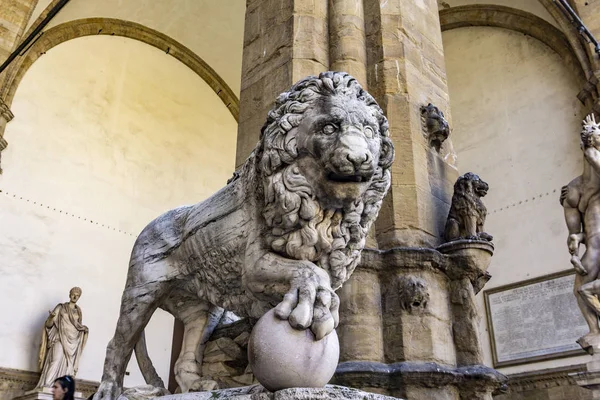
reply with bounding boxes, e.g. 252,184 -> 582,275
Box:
94,72 -> 394,400
420,103 -> 450,152
444,172 -> 493,242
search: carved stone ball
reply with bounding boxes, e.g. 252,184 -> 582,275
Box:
248,309 -> 340,392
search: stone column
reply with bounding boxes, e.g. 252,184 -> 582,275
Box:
363,0 -> 457,249
0,0 -> 37,64
328,0 -> 368,88
337,263 -> 384,364
235,0 -> 328,167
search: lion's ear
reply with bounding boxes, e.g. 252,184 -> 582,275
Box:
379,136 -> 394,170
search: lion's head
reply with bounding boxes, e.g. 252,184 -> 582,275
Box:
420,103 -> 450,152
455,172 -> 489,201
256,72 -> 394,289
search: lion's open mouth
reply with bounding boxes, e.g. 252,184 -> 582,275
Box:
327,172 -> 368,183
476,188 -> 488,196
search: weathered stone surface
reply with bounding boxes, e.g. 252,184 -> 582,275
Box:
233,332 -> 250,347
154,385 -> 400,400
248,309 -> 340,392
94,72 -> 393,400
203,338 -> 245,363
117,386 -> 170,400
272,386 -> 398,399
333,361 -> 506,398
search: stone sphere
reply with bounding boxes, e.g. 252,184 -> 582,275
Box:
248,309 -> 340,392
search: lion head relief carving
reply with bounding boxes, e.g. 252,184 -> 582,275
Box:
421,103 -> 450,152
256,72 -> 394,289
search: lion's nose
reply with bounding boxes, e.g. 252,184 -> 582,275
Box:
346,152 -> 371,170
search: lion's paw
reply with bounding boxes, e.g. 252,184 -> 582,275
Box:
274,280 -> 340,340
93,380 -> 121,400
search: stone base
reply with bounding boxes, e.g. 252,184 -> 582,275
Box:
154,385 -> 401,400
14,387 -> 85,400
571,353 -> 600,398
578,334 -> 600,356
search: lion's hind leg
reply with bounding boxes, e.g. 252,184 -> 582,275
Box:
94,282 -> 165,400
163,294 -> 223,393
444,217 -> 460,242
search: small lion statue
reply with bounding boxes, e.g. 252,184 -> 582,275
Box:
420,103 -> 450,152
93,72 -> 394,400
444,172 -> 493,242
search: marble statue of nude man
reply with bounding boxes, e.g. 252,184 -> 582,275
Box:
561,114 -> 600,353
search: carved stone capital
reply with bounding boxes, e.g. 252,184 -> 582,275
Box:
0,98 -> 14,125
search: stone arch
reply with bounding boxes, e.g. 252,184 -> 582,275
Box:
439,5 -> 590,86
0,17 -> 239,121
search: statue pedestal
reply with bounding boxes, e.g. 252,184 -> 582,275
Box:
571,354 -> 600,399
14,387 -> 86,400
119,385 -> 401,400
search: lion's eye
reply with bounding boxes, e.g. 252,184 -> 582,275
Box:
364,126 -> 374,139
322,124 -> 337,135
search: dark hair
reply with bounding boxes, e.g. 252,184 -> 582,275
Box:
54,376 -> 75,400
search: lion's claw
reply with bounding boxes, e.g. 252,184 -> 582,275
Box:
276,280 -> 339,340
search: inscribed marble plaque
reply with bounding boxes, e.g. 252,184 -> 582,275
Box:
485,271 -> 587,367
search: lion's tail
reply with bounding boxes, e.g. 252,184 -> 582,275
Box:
134,330 -> 165,389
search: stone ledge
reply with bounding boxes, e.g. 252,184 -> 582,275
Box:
504,364 -> 586,392
332,361 -> 506,393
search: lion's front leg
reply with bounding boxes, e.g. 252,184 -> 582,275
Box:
464,215 -> 478,240
244,251 -> 339,340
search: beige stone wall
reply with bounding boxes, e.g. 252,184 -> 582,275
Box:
0,36 -> 237,386
443,26 -> 589,375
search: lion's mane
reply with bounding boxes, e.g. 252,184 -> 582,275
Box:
253,72 -> 393,289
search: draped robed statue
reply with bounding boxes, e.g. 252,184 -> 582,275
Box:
36,287 -> 89,388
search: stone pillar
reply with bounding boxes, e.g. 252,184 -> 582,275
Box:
337,266 -> 384,364
0,0 -> 37,64
363,0 -> 457,249
328,0 -> 368,88
235,0 -> 328,167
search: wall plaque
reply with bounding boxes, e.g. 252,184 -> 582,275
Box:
484,270 -> 587,367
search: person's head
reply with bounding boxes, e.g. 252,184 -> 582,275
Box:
69,287 -> 82,303
52,376 -> 75,400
